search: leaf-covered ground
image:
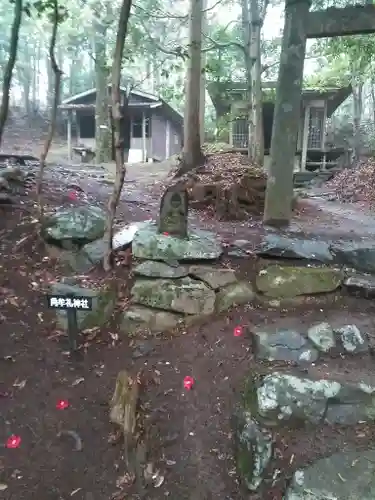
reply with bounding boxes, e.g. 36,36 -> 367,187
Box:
2,161 -> 375,499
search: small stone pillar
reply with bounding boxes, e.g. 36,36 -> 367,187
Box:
263,0 -> 312,226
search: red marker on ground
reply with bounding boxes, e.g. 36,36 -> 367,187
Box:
183,376 -> 194,390
233,326 -> 243,337
68,191 -> 77,201
6,435 -> 21,449
56,399 -> 69,410
163,232 -> 169,236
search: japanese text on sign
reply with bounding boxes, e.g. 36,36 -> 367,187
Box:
47,295 -> 93,310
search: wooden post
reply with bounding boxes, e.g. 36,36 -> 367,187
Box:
263,0 -> 312,226
67,110 -> 72,161
301,105 -> 310,172
141,111 -> 147,162
165,119 -> 171,159
75,111 -> 80,144
321,101 -> 327,170
229,105 -> 234,147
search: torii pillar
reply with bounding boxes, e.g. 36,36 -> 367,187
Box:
263,0 -> 311,227
263,3 -> 375,227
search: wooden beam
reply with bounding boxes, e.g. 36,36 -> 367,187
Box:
307,5 -> 375,39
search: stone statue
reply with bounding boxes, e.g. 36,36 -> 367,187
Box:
158,185 -> 188,238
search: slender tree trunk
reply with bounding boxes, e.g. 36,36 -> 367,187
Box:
352,77 -> 363,162
94,11 -> 112,164
370,81 -> 375,128
32,40 -> 38,111
200,0 -> 207,144
249,0 -> 264,164
36,0 -> 63,223
176,0 -> 204,176
0,0 -> 22,148
102,0 -> 133,271
241,0 -> 252,156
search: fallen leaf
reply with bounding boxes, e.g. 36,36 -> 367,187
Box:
0,484 -> 8,491
13,379 -> 27,389
71,377 -> 85,387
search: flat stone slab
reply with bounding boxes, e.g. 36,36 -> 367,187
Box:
121,305 -> 183,333
188,265 -> 237,290
257,234 -> 333,262
81,221 -> 152,267
344,273 -> 375,299
285,449 -> 375,499
132,222 -> 223,261
215,282 -> 255,312
330,241 -> 375,273
256,265 -> 343,298
131,277 -> 216,315
134,260 -> 188,279
253,329 -> 318,364
255,371 -> 375,426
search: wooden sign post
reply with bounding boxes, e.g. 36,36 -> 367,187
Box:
47,294 -> 93,355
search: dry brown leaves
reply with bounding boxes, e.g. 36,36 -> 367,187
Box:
326,159 -> 375,206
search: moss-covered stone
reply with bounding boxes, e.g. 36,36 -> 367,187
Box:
285,449 -> 375,499
215,281 -> 255,312
131,277 -> 216,315
120,305 -> 183,334
188,265 -> 237,290
132,221 -> 222,261
134,260 -> 188,278
256,265 -> 343,298
41,206 -> 106,246
233,408 -> 273,492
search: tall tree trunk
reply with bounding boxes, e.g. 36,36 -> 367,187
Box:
32,40 -> 38,111
249,0 -> 264,164
200,0 -> 207,144
36,0 -> 63,223
94,14 -> 111,164
0,0 -> 22,148
102,0 -> 133,272
241,0 -> 252,156
352,77 -> 363,162
176,0 -> 204,176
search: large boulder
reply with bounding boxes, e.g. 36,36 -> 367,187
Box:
42,206 -> 106,248
132,222 -> 223,261
330,241 -> 375,273
285,449 -> 375,499
253,329 -> 318,363
256,234 -> 333,262
131,277 -> 216,315
254,371 -> 375,426
344,273 -> 375,299
256,265 -> 343,298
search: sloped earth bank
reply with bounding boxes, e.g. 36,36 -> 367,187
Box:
3,163 -> 375,499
